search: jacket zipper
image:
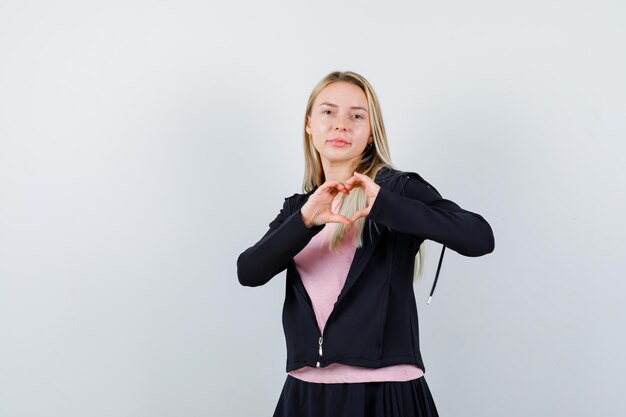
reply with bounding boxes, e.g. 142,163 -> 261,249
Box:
315,336 -> 324,368
316,336 -> 324,367
290,272 -> 326,368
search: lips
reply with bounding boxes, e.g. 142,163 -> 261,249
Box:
328,138 -> 350,147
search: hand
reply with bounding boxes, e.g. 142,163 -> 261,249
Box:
343,171 -> 381,223
300,180 -> 352,227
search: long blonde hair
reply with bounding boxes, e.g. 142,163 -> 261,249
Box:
302,71 -> 425,280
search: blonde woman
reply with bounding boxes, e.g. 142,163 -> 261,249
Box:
237,71 -> 495,416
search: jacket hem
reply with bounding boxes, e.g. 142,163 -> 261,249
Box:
286,355 -> 424,373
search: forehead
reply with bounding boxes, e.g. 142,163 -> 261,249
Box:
314,82 -> 368,109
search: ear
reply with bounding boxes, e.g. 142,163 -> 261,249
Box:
305,115 -> 312,135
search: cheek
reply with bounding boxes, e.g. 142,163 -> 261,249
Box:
312,119 -> 329,132
358,124 -> 371,137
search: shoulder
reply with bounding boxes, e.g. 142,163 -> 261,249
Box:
379,166 -> 443,201
376,167 -> 439,194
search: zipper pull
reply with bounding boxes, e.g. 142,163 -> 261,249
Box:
316,336 -> 324,368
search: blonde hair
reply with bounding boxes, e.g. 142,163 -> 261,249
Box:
302,71 -> 425,280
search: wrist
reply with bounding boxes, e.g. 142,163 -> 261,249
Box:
300,207 -> 314,228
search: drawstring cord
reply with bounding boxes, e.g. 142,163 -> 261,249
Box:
427,245 -> 446,304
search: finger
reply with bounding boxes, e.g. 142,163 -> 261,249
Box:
324,180 -> 348,193
321,185 -> 344,198
352,172 -> 379,196
322,180 -> 341,190
352,172 -> 372,186
327,213 -> 353,225
350,208 -> 370,223
344,176 -> 362,191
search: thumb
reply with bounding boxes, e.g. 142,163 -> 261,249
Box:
350,208 -> 369,223
327,213 -> 352,225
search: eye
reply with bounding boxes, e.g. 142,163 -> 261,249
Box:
353,114 -> 365,119
322,109 -> 333,115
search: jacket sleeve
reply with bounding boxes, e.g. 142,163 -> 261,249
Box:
237,196 -> 325,287
367,174 -> 495,257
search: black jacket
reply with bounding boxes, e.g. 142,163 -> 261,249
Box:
237,166 -> 495,372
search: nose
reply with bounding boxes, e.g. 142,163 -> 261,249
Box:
334,113 -> 349,132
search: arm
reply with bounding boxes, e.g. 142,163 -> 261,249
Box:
236,197 -> 325,287
368,174 -> 495,257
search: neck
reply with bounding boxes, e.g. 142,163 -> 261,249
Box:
320,159 -> 383,184
321,159 -> 358,183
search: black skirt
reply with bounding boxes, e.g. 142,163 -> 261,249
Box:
272,375 -> 439,417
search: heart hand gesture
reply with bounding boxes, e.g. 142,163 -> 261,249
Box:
300,180 -> 351,228
300,172 -> 381,228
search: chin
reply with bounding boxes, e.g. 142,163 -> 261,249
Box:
323,155 -> 358,163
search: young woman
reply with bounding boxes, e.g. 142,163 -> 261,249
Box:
237,71 -> 495,417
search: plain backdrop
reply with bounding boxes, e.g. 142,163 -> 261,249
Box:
1,1 -> 625,416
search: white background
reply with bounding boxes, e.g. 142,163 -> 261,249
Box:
1,1 -> 625,416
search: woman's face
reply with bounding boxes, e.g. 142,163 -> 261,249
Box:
306,81 -> 372,168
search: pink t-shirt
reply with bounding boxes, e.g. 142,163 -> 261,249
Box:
288,194 -> 424,383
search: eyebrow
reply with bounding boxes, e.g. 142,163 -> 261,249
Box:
319,102 -> 368,112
